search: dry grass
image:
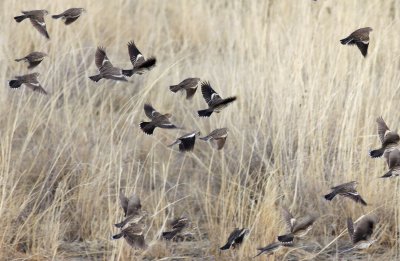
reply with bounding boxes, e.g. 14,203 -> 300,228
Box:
1,0 -> 400,260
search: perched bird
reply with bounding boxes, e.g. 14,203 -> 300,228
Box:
115,192 -> 144,228
122,41 -> 156,77
169,78 -> 200,99
324,181 -> 367,206
277,208 -> 317,245
15,51 -> 47,69
14,10 -> 50,39
346,215 -> 377,250
8,73 -> 47,95
52,8 -> 86,25
168,131 -> 200,152
139,104 -> 179,135
200,128 -> 228,150
369,117 -> 400,165
340,27 -> 373,57
198,81 -> 237,117
380,149 -> 400,178
161,217 -> 192,241
89,46 -> 128,82
254,242 -> 289,257
220,228 -> 249,250
112,222 -> 147,249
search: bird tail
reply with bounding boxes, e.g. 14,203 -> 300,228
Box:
140,122 -> 156,135
14,58 -> 25,62
14,15 -> 27,23
277,234 -> 294,245
219,242 -> 231,250
324,192 -> 336,201
114,221 -> 126,229
111,233 -> 123,240
162,230 -> 179,240
369,148 -> 384,158
198,109 -> 213,117
169,85 -> 181,93
199,136 -> 210,141
9,80 -> 22,89
89,74 -> 102,82
122,69 -> 133,77
340,37 -> 352,45
52,14 -> 63,19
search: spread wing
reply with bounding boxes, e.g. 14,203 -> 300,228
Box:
282,207 -> 295,232
119,192 -> 129,216
144,104 -> 161,119
353,216 -> 375,244
126,193 -> 141,216
213,137 -> 227,150
95,46 -> 112,69
128,41 -> 145,67
30,16 -> 50,39
376,117 -> 390,144
201,81 -> 221,105
292,215 -> 316,233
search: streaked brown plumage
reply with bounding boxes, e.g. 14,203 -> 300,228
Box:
324,181 -> 367,206
115,192 -> 144,228
200,128 -> 228,150
14,10 -> 50,39
89,46 -> 128,82
347,215 -> 377,250
52,8 -> 86,25
220,228 -> 249,250
161,217 -> 192,241
15,51 -> 47,69
168,131 -> 200,152
112,222 -> 147,249
198,81 -> 237,117
139,104 -> 179,135
169,78 -> 200,99
380,148 -> 400,178
8,73 -> 47,95
122,41 -> 156,77
340,27 -> 372,57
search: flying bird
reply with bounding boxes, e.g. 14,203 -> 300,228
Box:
380,149 -> 400,178
112,222 -> 147,249
15,51 -> 47,69
168,131 -> 200,152
198,81 -> 236,117
340,27 -> 372,57
89,46 -> 128,82
346,215 -> 377,250
52,8 -> 86,25
324,181 -> 367,206
220,228 -> 249,250
14,10 -> 50,39
115,192 -> 145,228
169,78 -> 200,99
122,41 -> 156,77
139,104 -> 179,135
161,217 -> 192,241
8,73 -> 47,95
200,128 -> 228,150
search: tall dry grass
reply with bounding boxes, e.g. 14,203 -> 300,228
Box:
1,0 -> 400,260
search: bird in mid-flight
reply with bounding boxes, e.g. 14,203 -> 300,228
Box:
89,46 -> 128,82
122,41 -> 156,77
15,51 -> 47,69
14,10 -> 50,39
198,81 -> 236,117
139,104 -> 180,135
324,181 -> 367,206
340,27 -> 372,57
52,8 -> 86,25
8,73 -> 47,95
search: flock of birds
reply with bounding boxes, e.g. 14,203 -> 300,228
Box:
8,5 -> 392,260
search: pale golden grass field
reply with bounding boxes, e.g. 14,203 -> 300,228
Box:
1,0 -> 400,260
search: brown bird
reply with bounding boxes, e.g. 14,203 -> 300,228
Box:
324,181 -> 367,206
220,228 -> 249,250
277,208 -> 317,245
52,8 -> 86,25
380,148 -> 400,178
168,131 -> 200,152
14,10 -> 50,39
8,73 -> 47,95
122,41 -> 156,77
369,117 -> 400,166
139,104 -> 179,135
169,78 -> 200,99
15,51 -> 47,69
198,81 -> 236,117
161,217 -> 192,241
340,27 -> 372,57
89,46 -> 128,82
200,128 -> 228,150
254,242 -> 290,257
115,192 -> 144,228
112,222 -> 147,249
346,215 -> 377,250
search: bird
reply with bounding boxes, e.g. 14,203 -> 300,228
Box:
369,117 -> 400,165
122,41 -> 156,77
346,215 -> 377,250
340,27 -> 373,57
89,46 -> 128,82
8,73 -> 47,95
14,10 -> 50,39
324,181 -> 367,206
112,222 -> 147,249
14,51 -> 47,69
161,217 -> 192,241
220,228 -> 249,250
169,78 -> 200,99
139,104 -> 179,135
52,8 -> 86,25
380,148 -> 400,178
254,241 -> 289,257
277,208 -> 317,245
168,131 -> 200,152
197,81 -> 237,117
200,128 -> 228,150
114,192 -> 144,228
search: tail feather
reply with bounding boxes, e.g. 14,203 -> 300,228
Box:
369,148 -> 384,158
112,233 -> 123,240
89,74 -> 102,82
122,69 -> 133,77
52,14 -> 63,19
14,58 -> 24,62
169,85 -> 181,93
324,192 -> 336,201
9,80 -> 22,89
219,242 -> 231,250
140,122 -> 156,135
277,234 -> 294,244
198,109 -> 213,117
162,230 -> 179,240
340,37 -> 353,45
14,15 -> 27,23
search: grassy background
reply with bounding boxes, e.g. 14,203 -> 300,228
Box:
1,0 -> 400,260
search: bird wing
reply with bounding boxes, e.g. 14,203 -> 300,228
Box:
281,207 -> 295,232
201,81 -> 221,105
353,216 -> 376,244
343,191 -> 367,206
347,217 -> 355,243
127,41 -> 145,67
213,137 -> 227,150
143,104 -> 161,119
30,16 -> 50,39
95,47 -> 112,69
126,193 -> 141,216
356,42 -> 368,57
388,149 -> 400,169
292,215 -> 316,233
25,82 -> 47,95
376,117 -> 390,144
65,16 -> 79,25
119,192 -> 129,216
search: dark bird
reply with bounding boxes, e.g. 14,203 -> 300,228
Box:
139,104 -> 179,135
277,208 -> 317,245
200,128 -> 228,150
52,8 -> 86,25
347,215 -> 377,250
115,192 -> 145,228
169,78 -> 200,99
254,242 -> 289,257
324,181 -> 367,206
15,51 -> 47,69
89,46 -> 128,82
220,228 -> 249,250
369,117 -> 400,165
122,41 -> 156,77
380,149 -> 400,178
112,222 -> 147,249
340,27 -> 372,57
8,73 -> 47,95
198,81 -> 236,117
161,217 -> 192,241
168,131 -> 200,152
14,10 -> 50,39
